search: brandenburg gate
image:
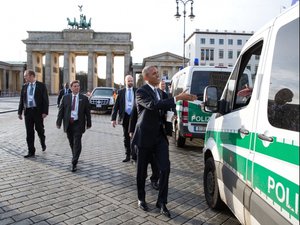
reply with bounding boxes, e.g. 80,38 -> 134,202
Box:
23,29 -> 133,94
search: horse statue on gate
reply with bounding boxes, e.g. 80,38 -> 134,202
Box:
66,5 -> 92,30
67,17 -> 78,29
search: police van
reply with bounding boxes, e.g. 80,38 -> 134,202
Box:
202,3 -> 299,225
171,66 -> 252,147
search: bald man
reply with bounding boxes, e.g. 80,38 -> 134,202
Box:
111,75 -> 137,162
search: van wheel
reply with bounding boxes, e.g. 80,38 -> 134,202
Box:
174,123 -> 186,147
204,157 -> 224,209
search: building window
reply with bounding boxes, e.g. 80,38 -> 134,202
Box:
219,50 -> 224,59
237,50 -> 241,58
200,38 -> 206,44
228,39 -> 233,45
237,39 -> 242,45
201,48 -> 214,61
210,49 -> 214,60
228,64 -> 233,67
205,49 -> 209,60
246,65 -> 251,71
255,55 -> 260,60
201,49 -> 205,60
210,38 -> 215,44
219,39 -> 224,45
228,50 -> 233,59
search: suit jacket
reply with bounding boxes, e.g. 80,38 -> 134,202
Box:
111,87 -> 137,123
56,93 -> 92,133
57,88 -> 71,106
132,84 -> 176,148
18,81 -> 49,116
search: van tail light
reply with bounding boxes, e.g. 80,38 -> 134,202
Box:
182,100 -> 189,125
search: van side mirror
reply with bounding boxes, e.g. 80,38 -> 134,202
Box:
203,86 -> 219,113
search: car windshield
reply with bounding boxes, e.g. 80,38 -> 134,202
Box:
191,71 -> 231,99
92,89 -> 113,96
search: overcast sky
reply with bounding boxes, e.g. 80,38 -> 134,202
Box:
0,0 -> 294,84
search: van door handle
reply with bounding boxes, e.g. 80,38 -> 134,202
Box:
238,128 -> 249,135
258,133 -> 273,142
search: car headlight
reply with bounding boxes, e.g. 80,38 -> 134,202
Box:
109,97 -> 115,105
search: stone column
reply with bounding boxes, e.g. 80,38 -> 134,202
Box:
2,69 -> 6,91
88,52 -> 95,92
124,53 -> 131,76
63,52 -> 70,85
27,51 -> 33,70
8,70 -> 13,93
51,53 -> 60,94
172,66 -> 177,78
106,52 -> 114,87
45,52 -> 52,93
19,70 -> 23,92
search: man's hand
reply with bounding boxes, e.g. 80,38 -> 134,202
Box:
42,114 -> 47,119
111,120 -> 117,128
129,132 -> 133,138
18,114 -> 23,120
175,91 -> 197,102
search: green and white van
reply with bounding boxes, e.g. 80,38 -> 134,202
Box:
202,3 -> 299,225
171,66 -> 252,147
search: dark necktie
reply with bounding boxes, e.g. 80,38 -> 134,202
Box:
154,88 -> 160,100
72,95 -> 76,111
29,83 -> 34,95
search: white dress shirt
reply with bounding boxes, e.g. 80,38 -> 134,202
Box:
71,94 -> 79,120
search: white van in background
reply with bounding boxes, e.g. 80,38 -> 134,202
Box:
202,3 -> 299,225
170,66 -> 252,147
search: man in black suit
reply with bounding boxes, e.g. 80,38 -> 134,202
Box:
18,70 -> 49,158
129,103 -> 159,190
132,66 -> 196,217
57,82 -> 71,107
56,80 -> 92,172
111,75 -> 137,162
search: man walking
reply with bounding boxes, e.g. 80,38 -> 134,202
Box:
57,82 -> 71,107
132,66 -> 196,217
111,75 -> 136,162
18,70 -> 49,158
56,80 -> 91,172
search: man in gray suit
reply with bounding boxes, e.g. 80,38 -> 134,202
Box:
56,80 -> 92,172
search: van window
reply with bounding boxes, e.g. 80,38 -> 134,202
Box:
174,73 -> 186,96
222,41 -> 263,113
191,71 -> 231,99
268,18 -> 299,132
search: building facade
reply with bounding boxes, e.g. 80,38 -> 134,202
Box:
185,29 -> 258,74
132,52 -> 186,86
0,61 -> 25,96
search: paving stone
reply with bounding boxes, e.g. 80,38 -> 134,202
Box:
46,214 -> 69,225
0,106 -> 240,225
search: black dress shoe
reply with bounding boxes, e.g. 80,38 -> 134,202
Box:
24,154 -> 35,158
122,156 -> 130,162
42,145 -> 46,151
156,202 -> 171,218
151,181 -> 159,190
138,200 -> 148,211
71,164 -> 77,172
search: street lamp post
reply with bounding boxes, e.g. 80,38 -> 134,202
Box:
175,0 -> 195,68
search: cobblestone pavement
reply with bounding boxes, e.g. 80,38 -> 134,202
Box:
0,102 -> 240,225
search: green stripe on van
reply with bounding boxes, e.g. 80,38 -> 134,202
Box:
188,102 -> 211,123
205,130 -> 299,165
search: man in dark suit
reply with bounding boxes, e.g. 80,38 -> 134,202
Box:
129,103 -> 159,190
111,75 -> 137,162
132,66 -> 196,217
57,82 -> 71,107
18,70 -> 49,158
56,80 -> 92,172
